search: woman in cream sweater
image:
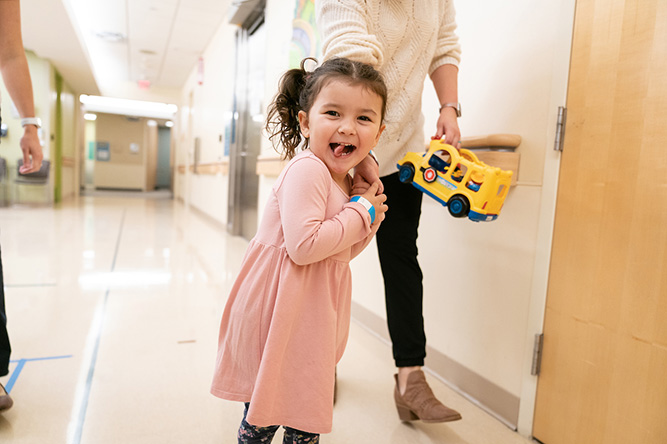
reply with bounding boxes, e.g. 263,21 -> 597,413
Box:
316,0 -> 464,423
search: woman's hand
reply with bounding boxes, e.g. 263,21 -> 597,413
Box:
19,125 -> 43,173
432,107 -> 461,147
354,153 -> 383,194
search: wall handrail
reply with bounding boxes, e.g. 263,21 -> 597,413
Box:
457,134 -> 521,185
460,134 -> 521,150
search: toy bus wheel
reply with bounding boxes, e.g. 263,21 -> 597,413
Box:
423,167 -> 437,183
448,195 -> 470,218
398,164 -> 415,183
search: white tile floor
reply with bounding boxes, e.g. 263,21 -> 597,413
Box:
0,194 -> 534,443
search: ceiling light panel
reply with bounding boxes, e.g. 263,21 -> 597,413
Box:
56,0 -> 233,99
66,0 -> 129,95
127,0 -> 179,87
158,1 -> 228,87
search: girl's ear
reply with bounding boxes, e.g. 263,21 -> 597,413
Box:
374,124 -> 386,146
298,110 -> 310,138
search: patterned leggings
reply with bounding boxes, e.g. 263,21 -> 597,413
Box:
238,403 -> 320,444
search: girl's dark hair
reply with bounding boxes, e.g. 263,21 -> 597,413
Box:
265,57 -> 387,160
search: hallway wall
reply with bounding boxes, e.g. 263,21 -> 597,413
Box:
173,21 -> 237,223
174,0 -> 575,433
92,113 -> 157,191
174,1 -> 292,225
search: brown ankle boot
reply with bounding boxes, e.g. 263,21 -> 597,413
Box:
394,370 -> 461,423
0,383 -> 13,412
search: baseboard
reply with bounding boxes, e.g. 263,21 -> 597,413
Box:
351,300 -> 520,429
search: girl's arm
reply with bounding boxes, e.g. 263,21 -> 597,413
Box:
350,222 -> 380,260
277,157 -> 373,266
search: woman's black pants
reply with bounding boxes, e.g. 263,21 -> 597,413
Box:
0,247 -> 10,377
376,172 -> 426,368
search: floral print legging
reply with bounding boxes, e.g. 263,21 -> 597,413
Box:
238,403 -> 320,444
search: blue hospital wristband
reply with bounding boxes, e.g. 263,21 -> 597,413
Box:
350,196 -> 375,224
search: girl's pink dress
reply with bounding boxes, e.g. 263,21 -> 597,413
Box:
210,150 -> 378,434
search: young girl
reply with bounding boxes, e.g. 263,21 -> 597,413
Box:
210,57 -> 388,443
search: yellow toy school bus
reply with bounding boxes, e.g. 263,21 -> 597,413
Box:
397,139 -> 512,222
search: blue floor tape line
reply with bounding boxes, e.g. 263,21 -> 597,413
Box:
69,209 -> 125,444
6,355 -> 73,393
70,292 -> 108,444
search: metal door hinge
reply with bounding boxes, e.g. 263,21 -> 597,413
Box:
531,333 -> 544,376
554,106 -> 567,151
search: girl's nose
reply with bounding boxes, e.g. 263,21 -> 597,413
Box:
338,119 -> 356,134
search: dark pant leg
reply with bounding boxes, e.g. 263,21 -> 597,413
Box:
282,426 -> 320,443
238,403 -> 280,444
376,173 -> 426,368
0,110 -> 9,377
0,246 -> 10,377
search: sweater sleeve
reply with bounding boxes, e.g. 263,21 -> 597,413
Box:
275,156 -> 372,266
315,0 -> 384,68
429,0 -> 462,75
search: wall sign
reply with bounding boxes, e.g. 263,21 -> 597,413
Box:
96,141 -> 110,161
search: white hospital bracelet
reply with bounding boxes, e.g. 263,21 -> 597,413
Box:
21,117 -> 42,128
350,196 -> 375,224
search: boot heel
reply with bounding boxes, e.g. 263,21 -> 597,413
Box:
396,404 -> 418,421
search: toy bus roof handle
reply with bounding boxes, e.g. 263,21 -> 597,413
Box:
459,148 -> 480,164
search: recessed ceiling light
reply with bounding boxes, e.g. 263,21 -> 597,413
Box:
94,31 -> 126,42
79,94 -> 178,119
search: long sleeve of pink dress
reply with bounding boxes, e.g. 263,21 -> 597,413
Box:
210,151 -> 379,434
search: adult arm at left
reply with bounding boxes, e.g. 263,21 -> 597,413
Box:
0,0 -> 43,173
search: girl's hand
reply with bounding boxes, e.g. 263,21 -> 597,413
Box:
358,181 -> 388,225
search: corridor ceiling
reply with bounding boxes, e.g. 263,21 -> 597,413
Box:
20,0 -> 233,103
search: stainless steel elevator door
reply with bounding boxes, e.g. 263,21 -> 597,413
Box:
227,17 -> 265,240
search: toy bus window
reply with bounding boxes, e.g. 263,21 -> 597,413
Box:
429,150 -> 451,173
496,184 -> 506,196
451,163 -> 467,182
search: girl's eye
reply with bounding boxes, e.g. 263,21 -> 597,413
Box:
325,111 -> 339,117
358,116 -> 372,122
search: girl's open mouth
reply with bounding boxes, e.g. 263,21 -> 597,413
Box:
330,143 -> 356,157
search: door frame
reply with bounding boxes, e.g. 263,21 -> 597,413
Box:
515,0 -> 577,437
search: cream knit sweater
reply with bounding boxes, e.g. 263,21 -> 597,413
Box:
316,0 -> 461,177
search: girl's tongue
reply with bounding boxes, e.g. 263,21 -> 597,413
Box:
331,143 -> 354,157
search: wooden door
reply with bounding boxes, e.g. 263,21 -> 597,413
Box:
532,0 -> 667,443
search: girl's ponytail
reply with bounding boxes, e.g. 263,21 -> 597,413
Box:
265,58 -> 313,160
